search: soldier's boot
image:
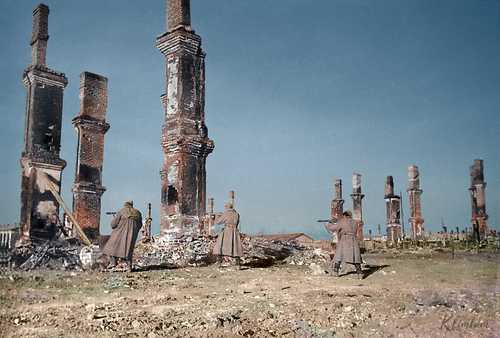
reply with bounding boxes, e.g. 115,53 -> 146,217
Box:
333,262 -> 341,277
355,263 -> 363,280
236,257 -> 243,270
107,256 -> 117,269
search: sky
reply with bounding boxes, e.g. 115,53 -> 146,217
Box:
0,0 -> 499,239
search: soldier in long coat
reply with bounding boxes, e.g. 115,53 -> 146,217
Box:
212,203 -> 244,265
325,210 -> 363,279
102,201 -> 143,271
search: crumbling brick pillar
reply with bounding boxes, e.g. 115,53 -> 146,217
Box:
19,4 -> 68,244
469,159 -> 488,240
384,176 -> 402,245
407,165 -> 424,240
167,0 -> 191,31
351,173 -> 365,245
157,0 -> 214,240
72,72 -> 109,242
331,179 -> 344,220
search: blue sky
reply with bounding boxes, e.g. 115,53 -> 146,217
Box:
0,0 -> 498,239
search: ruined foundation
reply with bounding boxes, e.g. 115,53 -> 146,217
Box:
384,176 -> 402,245
72,72 -> 109,242
157,0 -> 214,240
469,159 -> 488,240
407,165 -> 424,240
18,4 -> 68,244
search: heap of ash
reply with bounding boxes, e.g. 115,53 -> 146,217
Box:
133,235 -> 331,270
10,238 -> 84,271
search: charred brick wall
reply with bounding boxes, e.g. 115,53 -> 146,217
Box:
72,72 -> 109,241
19,4 -> 67,244
157,0 -> 214,239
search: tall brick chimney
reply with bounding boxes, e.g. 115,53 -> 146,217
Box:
469,159 -> 488,240
31,4 -> 49,65
384,176 -> 402,245
19,4 -> 68,244
156,0 -> 214,240
351,173 -> 365,245
167,0 -> 191,31
331,179 -> 344,220
407,165 -> 424,240
72,72 -> 110,242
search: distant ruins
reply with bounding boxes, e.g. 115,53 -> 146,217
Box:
407,165 -> 424,240
156,0 -> 215,239
469,159 -> 488,240
19,4 -> 68,244
351,173 -> 365,243
384,176 -> 402,244
72,72 -> 110,242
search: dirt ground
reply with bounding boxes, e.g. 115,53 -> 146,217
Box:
0,251 -> 498,338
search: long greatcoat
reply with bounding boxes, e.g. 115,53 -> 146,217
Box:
326,217 -> 362,264
102,206 -> 143,260
212,209 -> 244,257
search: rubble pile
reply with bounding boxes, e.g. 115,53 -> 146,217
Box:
133,235 -> 330,270
133,235 -> 217,270
12,239 -> 83,271
284,247 -> 331,266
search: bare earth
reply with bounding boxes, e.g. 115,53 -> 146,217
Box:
1,251 -> 498,338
